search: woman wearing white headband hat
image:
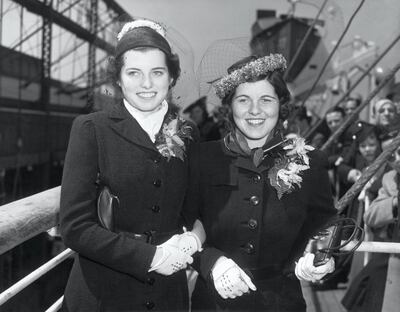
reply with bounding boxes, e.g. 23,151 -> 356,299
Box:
373,98 -> 400,150
374,98 -> 397,128
59,19 -> 204,311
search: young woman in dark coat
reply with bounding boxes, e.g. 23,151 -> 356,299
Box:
59,19 -> 204,311
185,54 -> 338,311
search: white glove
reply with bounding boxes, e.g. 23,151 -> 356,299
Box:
149,235 -> 193,276
211,257 -> 256,299
347,169 -> 362,183
295,253 -> 335,282
177,229 -> 203,256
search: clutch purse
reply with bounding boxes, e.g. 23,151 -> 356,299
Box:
97,186 -> 119,231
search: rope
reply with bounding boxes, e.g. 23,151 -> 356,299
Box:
299,0 -> 366,108
320,60 -> 400,152
304,31 -> 400,141
336,131 -> 400,213
283,0 -> 329,80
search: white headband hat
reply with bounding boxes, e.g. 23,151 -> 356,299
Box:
117,19 -> 166,41
374,98 -> 394,114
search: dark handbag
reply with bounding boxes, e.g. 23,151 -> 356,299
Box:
97,186 -> 119,231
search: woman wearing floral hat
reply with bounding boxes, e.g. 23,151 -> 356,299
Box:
185,54 -> 337,311
59,19 -> 204,311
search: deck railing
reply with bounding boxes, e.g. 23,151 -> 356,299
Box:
0,187 -> 74,311
0,186 -> 399,311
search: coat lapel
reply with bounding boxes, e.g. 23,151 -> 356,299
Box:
108,102 -> 158,152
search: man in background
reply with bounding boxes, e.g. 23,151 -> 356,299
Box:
183,96 -> 221,142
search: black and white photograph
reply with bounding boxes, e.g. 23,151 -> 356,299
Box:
0,0 -> 400,311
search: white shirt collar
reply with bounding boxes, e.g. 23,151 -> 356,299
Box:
123,99 -> 168,142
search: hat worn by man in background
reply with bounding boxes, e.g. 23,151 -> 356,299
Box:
183,96 -> 221,142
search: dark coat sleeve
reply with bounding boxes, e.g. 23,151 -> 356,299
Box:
182,142 -> 226,279
181,142 -> 200,228
181,122 -> 201,227
337,162 -> 353,185
59,115 -> 156,282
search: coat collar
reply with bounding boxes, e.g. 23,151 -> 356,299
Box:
221,131 -> 286,173
108,102 -> 162,152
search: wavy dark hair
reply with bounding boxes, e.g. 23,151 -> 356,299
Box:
106,47 -> 180,96
219,56 -> 292,131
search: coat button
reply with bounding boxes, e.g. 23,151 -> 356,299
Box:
248,219 -> 258,229
252,174 -> 261,183
244,243 -> 255,254
153,179 -> 162,187
146,277 -> 155,285
153,157 -> 161,164
145,301 -> 155,310
249,195 -> 260,206
151,205 -> 160,213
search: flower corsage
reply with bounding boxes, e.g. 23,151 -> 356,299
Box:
155,114 -> 193,161
268,137 -> 314,199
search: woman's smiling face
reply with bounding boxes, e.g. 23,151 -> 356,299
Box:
119,48 -> 172,115
231,79 -> 280,149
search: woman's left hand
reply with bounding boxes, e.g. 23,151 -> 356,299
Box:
176,231 -> 203,256
295,253 -> 335,282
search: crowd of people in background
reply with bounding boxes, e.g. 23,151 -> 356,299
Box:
280,84 -> 400,311
183,78 -> 400,311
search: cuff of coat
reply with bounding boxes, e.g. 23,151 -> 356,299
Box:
192,247 -> 225,280
125,240 -> 157,282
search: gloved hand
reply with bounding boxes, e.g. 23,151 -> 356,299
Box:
347,169 -> 362,183
295,253 -> 335,283
176,228 -> 203,256
149,235 -> 193,275
211,257 -> 256,299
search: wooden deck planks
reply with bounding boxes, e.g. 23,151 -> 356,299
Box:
303,281 -> 348,312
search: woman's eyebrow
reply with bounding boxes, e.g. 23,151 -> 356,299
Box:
260,95 -> 277,99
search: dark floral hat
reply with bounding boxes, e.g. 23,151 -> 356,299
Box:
213,53 -> 287,99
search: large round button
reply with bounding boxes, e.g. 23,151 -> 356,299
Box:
153,157 -> 161,164
151,205 -> 160,213
248,219 -> 258,229
249,195 -> 260,206
153,179 -> 162,187
145,301 -> 155,310
252,174 -> 261,183
146,277 -> 155,285
244,243 -> 255,254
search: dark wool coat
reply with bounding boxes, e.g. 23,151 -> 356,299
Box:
184,139 -> 337,312
59,103 -> 194,311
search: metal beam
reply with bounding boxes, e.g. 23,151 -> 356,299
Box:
11,0 -> 115,53
103,0 -> 130,17
86,0 -> 98,112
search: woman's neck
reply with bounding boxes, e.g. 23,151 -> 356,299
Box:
246,131 -> 274,150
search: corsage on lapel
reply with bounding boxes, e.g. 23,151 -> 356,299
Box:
268,136 -> 314,199
155,113 -> 193,161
